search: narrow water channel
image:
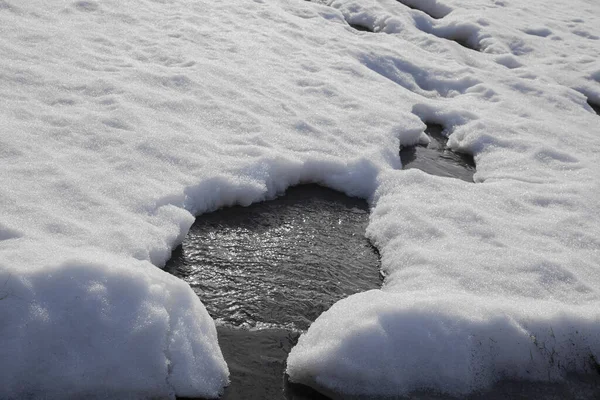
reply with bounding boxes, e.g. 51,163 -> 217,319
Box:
165,184 -> 381,399
164,154 -> 600,399
165,135 -> 478,398
400,123 -> 476,182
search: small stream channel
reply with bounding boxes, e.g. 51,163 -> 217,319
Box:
165,124 -> 480,399
400,123 -> 476,182
164,133 -> 599,399
165,184 -> 381,399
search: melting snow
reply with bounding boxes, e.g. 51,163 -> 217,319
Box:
1,0 -> 599,398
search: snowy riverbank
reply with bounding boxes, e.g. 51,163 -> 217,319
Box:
1,0 -> 599,398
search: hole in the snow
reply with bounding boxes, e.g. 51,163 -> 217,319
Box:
166,184 -> 381,330
587,99 -> 600,116
166,184 -> 381,399
349,23 -> 374,33
400,123 -> 476,182
396,0 -> 452,19
446,35 -> 480,51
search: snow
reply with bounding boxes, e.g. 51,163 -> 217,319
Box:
287,291 -> 600,396
1,0 -> 599,398
1,251 -> 228,399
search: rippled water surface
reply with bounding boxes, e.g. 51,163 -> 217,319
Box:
214,327 -> 328,400
165,184 -> 380,399
165,184 -> 381,331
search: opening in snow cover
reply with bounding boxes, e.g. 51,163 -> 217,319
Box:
165,184 -> 381,398
587,99 -> 600,116
349,23 -> 375,33
400,122 -> 475,182
166,184 -> 381,331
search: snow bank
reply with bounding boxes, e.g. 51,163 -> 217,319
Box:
1,0 -> 599,397
288,291 -> 600,396
0,249 -> 228,399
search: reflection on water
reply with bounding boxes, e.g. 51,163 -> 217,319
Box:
400,123 -> 476,182
214,327 -> 328,400
165,184 -> 380,399
165,184 -> 381,331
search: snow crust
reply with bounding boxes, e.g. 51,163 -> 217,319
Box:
1,0 -> 599,397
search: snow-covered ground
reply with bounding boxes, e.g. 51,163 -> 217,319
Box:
1,0 -> 599,398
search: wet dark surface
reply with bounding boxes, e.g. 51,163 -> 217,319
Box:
166,184 -> 381,399
349,23 -> 374,33
587,99 -> 600,116
166,158 -> 600,400
449,36 -> 480,51
211,327 -> 329,400
400,123 -> 476,182
165,184 -> 381,331
336,374 -> 600,400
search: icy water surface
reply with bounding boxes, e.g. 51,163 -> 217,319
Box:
400,123 -> 476,182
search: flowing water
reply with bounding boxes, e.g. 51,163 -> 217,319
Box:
400,123 -> 476,182
165,184 -> 381,399
165,185 -> 381,331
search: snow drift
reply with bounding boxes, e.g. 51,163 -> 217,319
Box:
1,0 -> 599,397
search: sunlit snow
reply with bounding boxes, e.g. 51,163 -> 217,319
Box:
1,0 -> 599,398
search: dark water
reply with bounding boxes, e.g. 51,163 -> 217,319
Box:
400,123 -> 476,182
165,184 -> 380,399
588,99 -> 600,116
166,185 -> 381,331
349,23 -> 374,33
213,327 -> 328,400
330,375 -> 600,400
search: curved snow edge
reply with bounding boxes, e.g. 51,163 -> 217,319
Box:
286,290 -> 600,397
0,254 -> 229,399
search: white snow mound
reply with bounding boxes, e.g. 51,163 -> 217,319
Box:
0,250 -> 228,399
1,0 -> 600,397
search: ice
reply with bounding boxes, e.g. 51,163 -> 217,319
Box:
1,0 -> 600,397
